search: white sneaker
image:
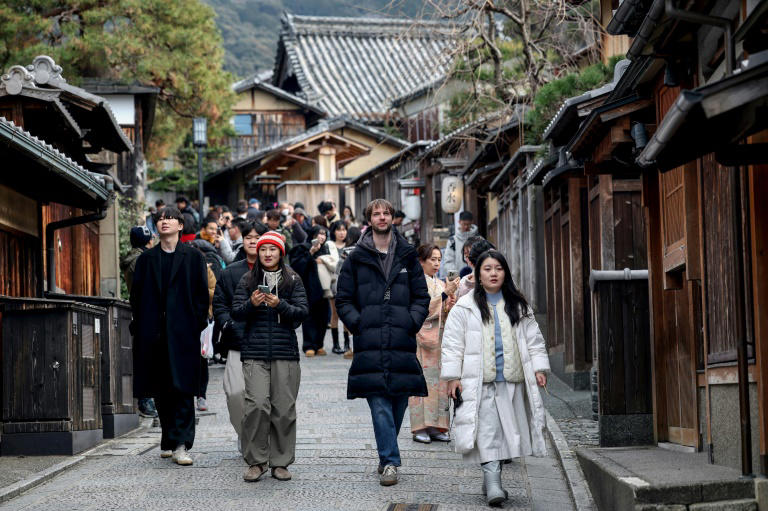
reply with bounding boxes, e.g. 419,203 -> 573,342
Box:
412,431 -> 431,444
172,446 -> 193,466
160,450 -> 173,458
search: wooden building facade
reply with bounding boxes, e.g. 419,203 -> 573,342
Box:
569,0 -> 768,474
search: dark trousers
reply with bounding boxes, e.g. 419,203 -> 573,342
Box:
366,395 -> 409,467
302,299 -> 329,352
155,387 -> 195,451
199,356 -> 209,398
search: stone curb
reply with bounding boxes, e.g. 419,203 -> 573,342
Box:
546,409 -> 597,511
0,455 -> 85,504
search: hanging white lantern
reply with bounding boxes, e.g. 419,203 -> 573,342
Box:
404,194 -> 421,220
441,175 -> 463,213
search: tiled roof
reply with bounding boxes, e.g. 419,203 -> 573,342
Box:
273,13 -> 456,122
0,116 -> 112,205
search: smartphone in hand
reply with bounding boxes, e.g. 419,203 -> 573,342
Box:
447,271 -> 459,281
258,285 -> 270,294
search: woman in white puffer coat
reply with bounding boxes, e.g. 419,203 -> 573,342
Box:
441,250 -> 550,506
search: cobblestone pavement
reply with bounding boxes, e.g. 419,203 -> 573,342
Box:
1,349 -> 576,511
540,373 -> 599,449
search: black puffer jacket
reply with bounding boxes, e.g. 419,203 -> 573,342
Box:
231,267 -> 308,360
336,229 -> 430,399
212,259 -> 250,353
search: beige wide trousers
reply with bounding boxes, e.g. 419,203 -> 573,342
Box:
241,359 -> 301,468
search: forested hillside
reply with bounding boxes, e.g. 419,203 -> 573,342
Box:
206,0 -> 428,77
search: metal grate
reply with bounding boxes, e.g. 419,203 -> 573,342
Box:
81,324 -> 94,358
82,386 -> 96,421
122,376 -> 133,406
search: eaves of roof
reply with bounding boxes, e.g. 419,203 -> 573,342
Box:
80,79 -> 160,95
525,153 -> 558,186
626,0 -> 668,61
232,78 -> 326,116
542,60 -> 630,144
489,145 -> 543,192
421,113 -> 504,160
606,0 -> 656,36
207,117 -> 407,183
567,93 -> 645,158
350,141 -> 429,186
0,117 -> 111,206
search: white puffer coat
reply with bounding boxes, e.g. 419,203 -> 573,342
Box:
441,293 -> 550,456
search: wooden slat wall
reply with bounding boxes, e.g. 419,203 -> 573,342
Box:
701,153 -> 753,363
0,229 -> 39,297
42,204 -> 100,296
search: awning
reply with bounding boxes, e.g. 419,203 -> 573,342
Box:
0,117 -> 112,209
636,61 -> 768,170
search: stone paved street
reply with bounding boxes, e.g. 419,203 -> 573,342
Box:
1,349 -> 575,511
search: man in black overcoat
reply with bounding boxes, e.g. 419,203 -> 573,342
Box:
336,198 -> 430,487
130,207 -> 209,466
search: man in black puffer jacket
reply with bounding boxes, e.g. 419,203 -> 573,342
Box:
212,223 -> 261,450
336,199 -> 430,487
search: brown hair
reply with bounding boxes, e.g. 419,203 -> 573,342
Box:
417,244 -> 441,261
364,198 -> 394,222
312,215 -> 328,228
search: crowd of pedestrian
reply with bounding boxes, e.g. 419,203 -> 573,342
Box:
122,195 -> 551,507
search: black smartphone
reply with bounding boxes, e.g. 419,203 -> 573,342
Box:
258,285 -> 270,294
452,387 -> 463,411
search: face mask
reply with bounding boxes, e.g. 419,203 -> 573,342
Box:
281,209 -> 290,217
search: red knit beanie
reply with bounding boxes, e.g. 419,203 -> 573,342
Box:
256,231 -> 286,255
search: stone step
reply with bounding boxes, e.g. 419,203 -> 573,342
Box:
635,499 -> 758,511
576,446 -> 756,510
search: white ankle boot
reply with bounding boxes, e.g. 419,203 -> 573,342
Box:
481,461 -> 508,506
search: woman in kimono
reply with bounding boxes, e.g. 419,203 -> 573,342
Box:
441,250 -> 550,506
409,244 -> 459,444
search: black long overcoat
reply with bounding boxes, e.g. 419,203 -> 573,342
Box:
335,231 -> 430,399
130,243 -> 210,397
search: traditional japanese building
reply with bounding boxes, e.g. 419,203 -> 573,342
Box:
272,13 -> 456,124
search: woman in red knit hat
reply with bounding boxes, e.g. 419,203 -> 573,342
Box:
231,230 -> 308,483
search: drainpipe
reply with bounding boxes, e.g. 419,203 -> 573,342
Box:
45,175 -> 114,294
664,0 -> 734,75
588,268 -> 649,290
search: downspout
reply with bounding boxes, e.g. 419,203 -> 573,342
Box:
46,175 -> 114,294
664,0 -> 734,75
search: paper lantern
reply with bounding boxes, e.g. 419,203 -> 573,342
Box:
404,194 -> 421,220
441,175 -> 463,213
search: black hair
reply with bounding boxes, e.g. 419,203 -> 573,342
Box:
459,211 -> 474,222
394,210 -> 406,219
220,205 -> 230,213
155,199 -> 165,208
329,220 -> 347,241
175,196 -> 189,205
346,226 -> 362,246
157,206 -> 184,226
202,216 -> 218,227
473,250 -> 530,325
309,224 -> 329,240
468,239 -> 495,266
266,209 -> 281,221
252,221 -> 268,235
231,217 -> 249,234
318,201 -> 333,215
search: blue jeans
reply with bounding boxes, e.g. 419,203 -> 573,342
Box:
366,395 -> 409,467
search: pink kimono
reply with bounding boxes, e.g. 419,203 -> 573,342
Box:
409,275 -> 450,432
